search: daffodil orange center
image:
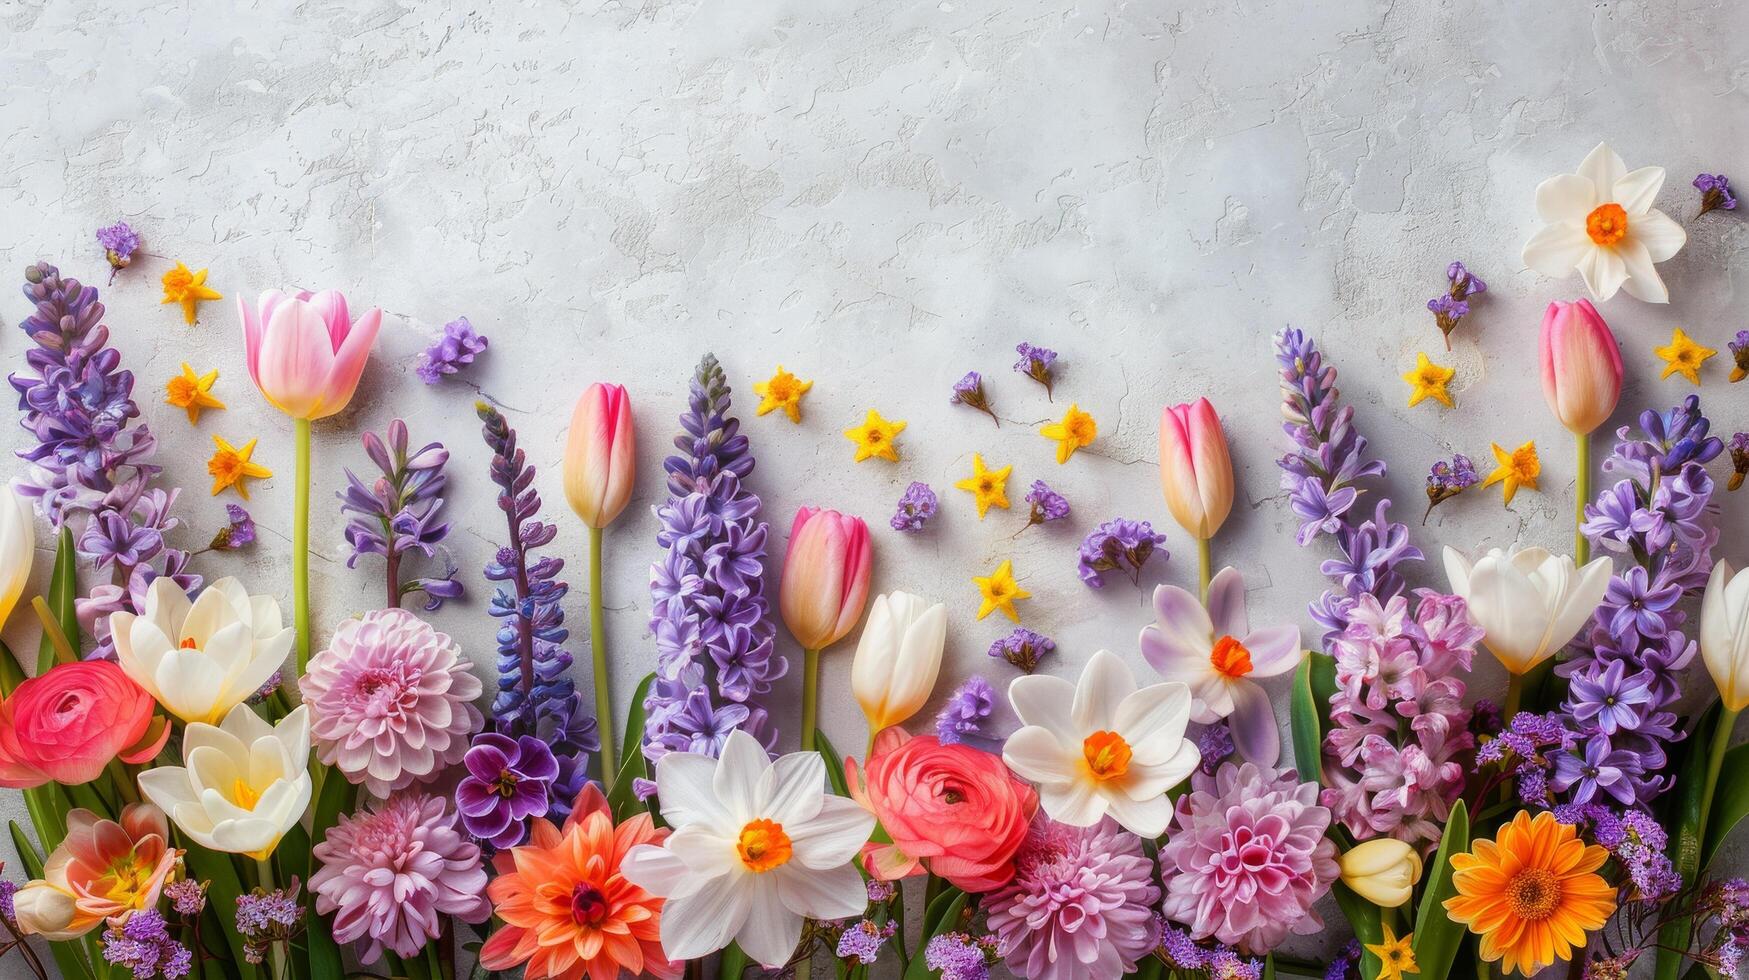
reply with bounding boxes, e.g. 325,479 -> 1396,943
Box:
1586,203 -> 1628,246
1210,635 -> 1254,678
1081,730 -> 1131,781
208,450 -> 245,483
162,268 -> 194,293
166,376 -> 198,404
1068,416 -> 1094,441
179,637 -> 198,649
736,818 -> 793,873
1504,868 -> 1561,921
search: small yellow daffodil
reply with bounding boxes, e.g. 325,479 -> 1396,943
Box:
1402,352 -> 1456,408
1039,403 -> 1097,463
160,262 -> 222,325
1654,327 -> 1716,385
207,436 -> 272,499
1365,925 -> 1419,980
1481,440 -> 1539,505
165,363 -> 225,424
973,559 -> 1030,622
843,410 -> 906,462
754,365 -> 813,423
954,453 -> 1012,519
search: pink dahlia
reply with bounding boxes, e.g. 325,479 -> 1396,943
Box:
984,816 -> 1160,980
301,607 -> 483,796
310,792 -> 490,963
1157,761 -> 1339,954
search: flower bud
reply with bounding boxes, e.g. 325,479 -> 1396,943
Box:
779,507 -> 872,651
1701,560 -> 1749,712
563,383 -> 636,528
1338,838 -> 1424,908
1158,398 -> 1233,540
851,591 -> 947,734
1540,299 -> 1622,435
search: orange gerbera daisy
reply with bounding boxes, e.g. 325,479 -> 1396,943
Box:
1443,810 -> 1617,977
479,785 -> 680,980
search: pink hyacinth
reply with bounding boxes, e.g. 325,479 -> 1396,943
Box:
300,608 -> 484,797
1157,761 -> 1339,954
310,793 -> 490,963
984,816 -> 1160,980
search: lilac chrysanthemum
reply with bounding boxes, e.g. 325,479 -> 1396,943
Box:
1158,761 -> 1339,954
985,816 -> 1160,980
311,793 -> 490,963
300,608 -> 484,797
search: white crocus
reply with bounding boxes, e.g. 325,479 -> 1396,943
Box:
137,704 -> 312,861
850,590 -> 947,736
1001,649 -> 1199,838
1521,142 -> 1686,303
1701,560 -> 1749,712
1443,545 -> 1611,675
111,577 -> 294,725
620,730 -> 875,968
0,486 -> 33,630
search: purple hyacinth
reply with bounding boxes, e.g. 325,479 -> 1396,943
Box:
1076,518 -> 1167,588
1603,394 -> 1724,484
891,481 -> 938,533
1274,326 -> 1390,567
936,675 -> 995,746
455,733 -> 558,849
1730,432 -> 1749,492
95,222 -> 141,283
988,627 -> 1054,673
1428,261 -> 1486,348
1021,480 -> 1069,530
1423,453 -> 1479,523
643,355 -> 782,765
951,371 -> 999,425
338,418 -> 461,611
1013,343 -> 1058,400
1696,173 -> 1737,217
417,316 -> 488,384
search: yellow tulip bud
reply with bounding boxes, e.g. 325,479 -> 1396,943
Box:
1338,838 -> 1423,908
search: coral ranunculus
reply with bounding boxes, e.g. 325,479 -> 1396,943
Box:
846,728 -> 1037,892
13,804 -> 181,940
0,661 -> 169,789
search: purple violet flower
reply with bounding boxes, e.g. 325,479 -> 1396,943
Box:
988,627 -> 1054,673
936,675 -> 995,745
1021,480 -> 1069,529
950,371 -> 999,425
455,733 -> 559,849
1551,737 -> 1640,806
1076,518 -> 1167,588
891,481 -> 938,533
338,418 -> 461,611
417,316 -> 488,384
96,222 -> 141,283
1013,343 -> 1058,400
1696,173 -> 1737,217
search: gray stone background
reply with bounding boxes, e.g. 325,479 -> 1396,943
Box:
2,0 -> 1747,975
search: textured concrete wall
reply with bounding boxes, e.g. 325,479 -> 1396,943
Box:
2,0 -> 1747,974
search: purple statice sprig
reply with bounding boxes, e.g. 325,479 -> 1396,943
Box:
417,316 -> 488,384
1019,480 -> 1069,531
1730,433 -> 1749,492
1076,518 -> 1167,589
1013,343 -> 1057,401
989,627 -> 1054,673
951,371 -> 999,426
1553,803 -> 1680,900
1156,923 -> 1266,979
1730,331 -> 1748,385
338,418 -> 462,611
924,932 -> 1000,980
836,919 -> 897,965
1696,174 -> 1737,218
1423,453 -> 1479,524
936,675 -> 995,746
96,223 -> 141,284
204,503 -> 255,552
234,881 -> 304,967
102,908 -> 191,979
1428,261 -> 1486,349
891,481 -> 938,533
1473,710 -> 1575,809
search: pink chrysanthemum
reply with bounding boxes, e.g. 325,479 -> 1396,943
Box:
984,816 -> 1160,980
301,607 -> 483,797
1158,761 -> 1339,954
310,793 -> 490,963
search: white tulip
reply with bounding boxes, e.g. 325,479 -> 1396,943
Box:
0,486 -> 34,629
137,704 -> 312,861
850,590 -> 947,736
1701,560 -> 1749,712
111,577 -> 294,725
1443,545 -> 1611,675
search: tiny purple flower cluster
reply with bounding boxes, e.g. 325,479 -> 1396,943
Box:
951,371 -> 999,425
102,909 -> 192,979
1428,261 -> 1486,347
1194,721 -> 1233,776
164,879 -> 207,917
1731,431 -> 1749,492
1696,173 -> 1737,216
925,931 -> 999,980
1022,480 -> 1069,529
96,222 -> 141,282
1013,343 -> 1057,399
935,675 -> 995,746
1731,331 -> 1749,386
835,919 -> 897,964
1423,453 -> 1479,523
892,481 -> 938,532
208,503 -> 255,551
1553,803 -> 1680,899
1474,710 -> 1574,807
989,627 -> 1054,673
235,883 -> 304,965
417,316 -> 489,384
339,418 -> 462,610
1156,923 -> 1265,979
1077,518 -> 1167,588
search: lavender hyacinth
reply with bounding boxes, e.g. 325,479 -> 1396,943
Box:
643,355 -> 783,765
416,316 -> 488,384
338,419 -> 462,610
475,401 -> 598,824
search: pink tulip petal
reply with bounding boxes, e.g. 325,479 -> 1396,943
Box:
258,299 -> 337,418
315,305 -> 382,419
304,290 -> 352,349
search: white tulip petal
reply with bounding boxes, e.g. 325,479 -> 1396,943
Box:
137,767 -> 199,812
787,796 -> 876,870
180,585 -> 235,647
1610,165 -> 1665,214
1007,673 -> 1077,737
1442,548 -> 1473,596
267,706 -> 310,768
144,577 -> 192,639
1071,650 -> 1134,733
1534,172 -> 1597,224
1521,223 -> 1591,279
156,650 -> 222,723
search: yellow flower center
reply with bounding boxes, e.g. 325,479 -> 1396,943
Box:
1210,635 -> 1254,679
767,376 -> 799,400
736,818 -> 793,873
1586,203 -> 1628,246
865,430 -> 883,444
1081,730 -> 1132,782
162,267 -> 193,296
1504,868 -> 1561,921
1510,446 -> 1540,482
208,450 -> 244,483
1067,415 -> 1094,442
166,375 -> 198,406
102,858 -> 155,905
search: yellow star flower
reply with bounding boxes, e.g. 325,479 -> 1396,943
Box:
753,365 -> 813,423
1039,403 -> 1097,463
843,410 -> 906,462
1481,440 -> 1540,505
165,363 -> 225,424
1366,924 -> 1419,980
207,435 -> 272,499
973,559 -> 1031,622
954,453 -> 1012,519
160,262 -> 222,325
1654,327 -> 1717,385
1402,352 -> 1456,408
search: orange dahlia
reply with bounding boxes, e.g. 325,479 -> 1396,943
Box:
1442,810 -> 1617,976
479,784 -> 679,980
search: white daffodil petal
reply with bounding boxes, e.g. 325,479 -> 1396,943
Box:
1101,788 -> 1173,838
1037,779 -> 1106,828
1617,242 -> 1669,304
775,860 -> 866,921
656,751 -> 727,828
732,876 -> 801,968
1631,209 -> 1687,262
786,795 -> 875,870
1071,650 -> 1134,733
1577,142 -> 1626,198
666,825 -> 739,879
1113,682 -> 1192,764
1610,165 -> 1665,214
762,751 -> 827,828
1007,673 -> 1077,737
1001,726 -> 1074,785
658,874 -> 753,962
1534,172 -> 1597,224
1521,223 -> 1591,278
713,730 -> 771,824
1577,244 -> 1627,302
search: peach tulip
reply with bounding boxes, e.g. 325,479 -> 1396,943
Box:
239,289 -> 382,420
1540,299 -> 1622,435
13,804 -> 181,939
780,507 -> 872,651
1158,398 -> 1234,540
563,383 -> 636,528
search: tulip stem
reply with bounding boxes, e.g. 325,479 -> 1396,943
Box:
1196,539 -> 1212,603
1574,432 -> 1590,565
801,648 -> 821,752
1697,706 -> 1740,863
589,525 -> 616,792
293,417 -> 312,675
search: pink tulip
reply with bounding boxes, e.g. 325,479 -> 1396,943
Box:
780,507 -> 873,650
239,290 -> 383,420
563,383 -> 636,528
1540,299 -> 1622,435
1158,398 -> 1234,540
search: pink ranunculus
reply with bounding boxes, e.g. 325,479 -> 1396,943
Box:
846,728 -> 1036,892
1540,298 -> 1622,435
778,506 -> 872,650
239,289 -> 383,420
1158,398 -> 1234,540
562,382 -> 636,528
0,661 -> 169,789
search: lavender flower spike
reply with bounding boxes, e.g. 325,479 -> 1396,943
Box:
338,418 -> 461,611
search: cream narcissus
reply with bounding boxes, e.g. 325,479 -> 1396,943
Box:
1522,142 -> 1686,303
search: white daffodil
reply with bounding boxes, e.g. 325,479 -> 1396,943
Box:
1700,560 -> 1749,712
111,577 -> 294,725
1443,545 -> 1611,676
1001,649 -> 1199,838
619,730 -> 875,968
850,590 -> 946,736
1521,142 -> 1686,303
1139,567 -> 1301,766
137,704 -> 312,861
0,486 -> 33,630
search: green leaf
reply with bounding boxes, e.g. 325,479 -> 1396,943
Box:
1332,880 -> 1384,980
0,638 -> 26,696
605,674 -> 657,820
1703,739 -> 1749,868
1132,955 -> 1164,980
1289,652 -> 1323,785
620,672 -> 656,766
719,942 -> 749,979
815,730 -> 850,798
1656,700 -> 1721,980
38,525 -> 80,673
1412,798 -> 1470,980
9,821 -> 43,878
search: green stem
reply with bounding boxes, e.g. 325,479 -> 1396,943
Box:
255,858 -> 287,980
105,759 -> 139,806
1503,673 -> 1523,721
801,648 -> 821,751
1575,432 -> 1590,565
1196,538 -> 1212,603
1697,706 -> 1741,854
293,418 -> 311,674
589,526 -> 616,791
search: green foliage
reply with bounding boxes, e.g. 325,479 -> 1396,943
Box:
1411,799 -> 1470,980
